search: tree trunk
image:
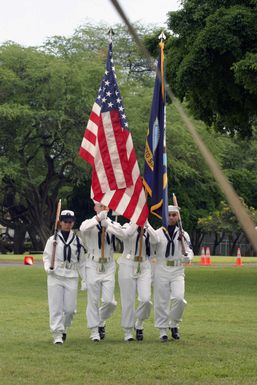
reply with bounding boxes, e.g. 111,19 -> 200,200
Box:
191,229 -> 204,255
13,226 -> 26,254
212,232 -> 225,256
229,232 -> 242,256
27,223 -> 51,251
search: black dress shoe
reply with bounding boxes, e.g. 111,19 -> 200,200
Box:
62,333 -> 67,342
160,335 -> 168,342
171,327 -> 180,340
136,329 -> 143,341
98,326 -> 105,340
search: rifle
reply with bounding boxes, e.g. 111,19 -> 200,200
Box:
172,193 -> 188,256
50,199 -> 62,269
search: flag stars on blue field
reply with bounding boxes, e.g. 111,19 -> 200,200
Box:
95,43 -> 129,130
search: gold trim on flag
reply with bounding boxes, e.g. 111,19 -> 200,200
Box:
143,179 -> 152,197
151,199 -> 163,218
163,173 -> 167,188
144,140 -> 154,171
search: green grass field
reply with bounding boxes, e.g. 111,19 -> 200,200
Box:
0,259 -> 257,385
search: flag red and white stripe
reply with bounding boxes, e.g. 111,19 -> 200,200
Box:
80,43 -> 148,226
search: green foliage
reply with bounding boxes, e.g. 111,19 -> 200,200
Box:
44,23 -> 157,81
165,106 -> 221,231
233,52 -> 257,95
220,129 -> 257,206
0,42 -> 103,247
198,199 -> 257,235
166,0 -> 257,136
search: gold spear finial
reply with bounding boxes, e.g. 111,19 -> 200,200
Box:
158,31 -> 166,42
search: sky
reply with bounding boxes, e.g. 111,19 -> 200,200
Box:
0,0 -> 181,46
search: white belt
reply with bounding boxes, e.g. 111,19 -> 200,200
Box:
87,254 -> 112,263
56,261 -> 78,270
122,253 -> 147,262
158,259 -> 183,267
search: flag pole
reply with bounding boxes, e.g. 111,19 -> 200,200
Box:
50,199 -> 62,269
158,31 -> 166,100
137,32 -> 167,273
99,28 -> 116,273
172,193 -> 188,256
136,182 -> 149,273
100,225 -> 106,272
136,226 -> 144,274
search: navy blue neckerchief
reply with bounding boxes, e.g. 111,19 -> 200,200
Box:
58,232 -> 76,262
162,225 -> 178,258
61,230 -> 69,242
109,221 -> 116,251
135,227 -> 150,257
97,223 -> 110,249
75,236 -> 84,261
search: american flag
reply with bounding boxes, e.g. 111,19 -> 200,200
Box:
80,42 -> 148,226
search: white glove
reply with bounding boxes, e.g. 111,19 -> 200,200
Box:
144,220 -> 149,229
126,223 -> 138,237
97,210 -> 108,221
47,267 -> 55,274
101,219 -> 108,228
182,256 -> 191,264
81,281 -> 87,291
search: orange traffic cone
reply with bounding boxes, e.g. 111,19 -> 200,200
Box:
205,247 -> 211,265
24,255 -> 34,265
200,246 -> 206,265
234,248 -> 243,267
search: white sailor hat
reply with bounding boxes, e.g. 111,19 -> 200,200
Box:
60,210 -> 75,221
168,205 -> 180,213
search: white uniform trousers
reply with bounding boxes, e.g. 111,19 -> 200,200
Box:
154,264 -> 187,329
86,261 -> 117,329
47,274 -> 78,338
118,260 -> 152,329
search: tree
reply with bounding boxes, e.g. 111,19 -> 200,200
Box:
221,128 -> 257,207
44,23 -> 156,81
0,23 -> 161,251
1,23 -> 256,254
166,0 -> 257,136
198,200 -> 257,255
0,43 -> 102,250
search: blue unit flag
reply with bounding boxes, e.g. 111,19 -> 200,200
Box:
143,41 -> 169,228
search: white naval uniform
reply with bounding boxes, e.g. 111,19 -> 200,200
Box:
152,226 -> 193,335
107,220 -> 159,339
79,216 -> 117,340
43,230 -> 86,341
